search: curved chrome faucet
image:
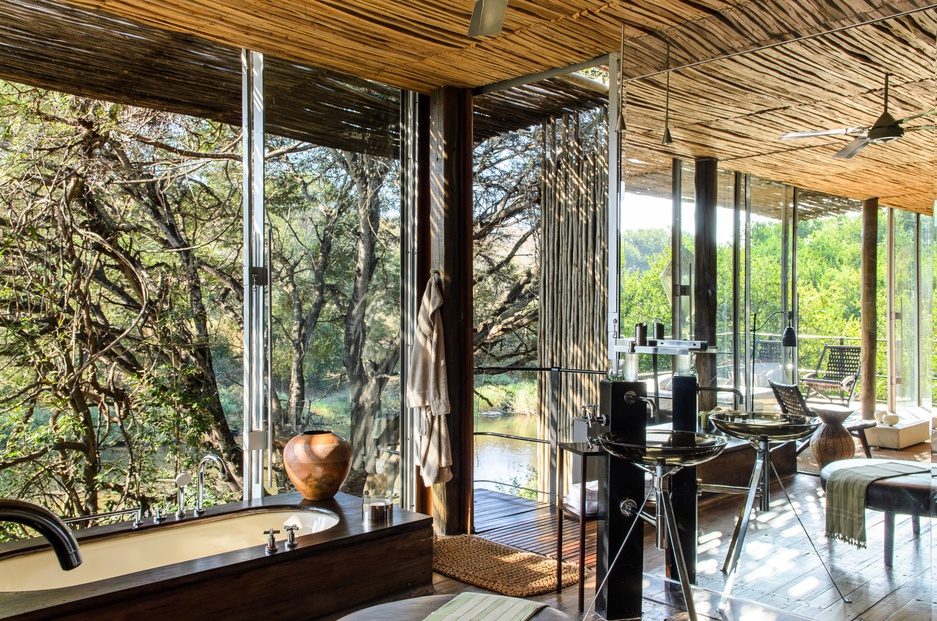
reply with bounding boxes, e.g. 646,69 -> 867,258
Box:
0,499 -> 82,570
196,454 -> 227,516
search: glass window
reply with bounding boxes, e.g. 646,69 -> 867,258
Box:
265,58 -> 402,499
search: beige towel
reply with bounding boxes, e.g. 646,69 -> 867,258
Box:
421,592 -> 547,621
407,273 -> 453,487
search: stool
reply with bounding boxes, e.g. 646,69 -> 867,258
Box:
820,458 -> 933,566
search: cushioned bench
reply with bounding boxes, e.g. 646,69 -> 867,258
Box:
819,458 -> 933,566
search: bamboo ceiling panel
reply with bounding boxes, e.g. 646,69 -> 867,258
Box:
618,10 -> 937,215
4,0 -> 935,214
51,0 -> 930,94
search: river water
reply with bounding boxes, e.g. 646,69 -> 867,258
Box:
473,414 -> 540,496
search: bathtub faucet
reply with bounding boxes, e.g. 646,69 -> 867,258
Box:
175,472 -> 192,519
0,499 -> 82,570
196,454 -> 227,516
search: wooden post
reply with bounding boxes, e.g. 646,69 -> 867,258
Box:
694,157 -> 718,411
860,198 -> 878,420
428,86 -> 473,535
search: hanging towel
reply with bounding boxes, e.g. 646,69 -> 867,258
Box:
407,273 -> 453,487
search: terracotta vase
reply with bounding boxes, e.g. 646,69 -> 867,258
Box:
283,430 -> 352,500
809,409 -> 854,470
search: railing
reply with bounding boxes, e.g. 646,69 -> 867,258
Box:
474,366 -> 606,507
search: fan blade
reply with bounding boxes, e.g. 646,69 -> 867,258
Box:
780,127 -> 866,140
467,0 -> 507,37
904,124 -> 936,132
896,109 -> 937,124
833,137 -> 870,159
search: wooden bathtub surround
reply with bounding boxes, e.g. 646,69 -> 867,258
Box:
0,492 -> 433,621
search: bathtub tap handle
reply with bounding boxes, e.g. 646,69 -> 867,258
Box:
284,524 -> 299,550
153,507 -> 166,524
175,472 -> 192,519
263,528 -> 280,554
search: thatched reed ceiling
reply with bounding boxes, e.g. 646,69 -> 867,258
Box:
622,9 -> 937,216
0,0 -> 604,154
2,0 -> 934,214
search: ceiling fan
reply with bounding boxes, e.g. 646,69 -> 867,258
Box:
779,74 -> 936,159
467,0 -> 507,38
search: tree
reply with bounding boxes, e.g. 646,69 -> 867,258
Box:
472,129 -> 541,368
0,85 -> 244,519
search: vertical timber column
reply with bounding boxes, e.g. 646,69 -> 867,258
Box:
860,198 -> 878,420
695,157 -> 717,410
428,87 -> 473,535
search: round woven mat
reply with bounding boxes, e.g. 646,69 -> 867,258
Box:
433,534 -> 579,597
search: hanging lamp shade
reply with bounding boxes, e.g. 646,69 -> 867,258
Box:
661,43 -> 673,145
782,324 -> 797,348
467,0 -> 507,38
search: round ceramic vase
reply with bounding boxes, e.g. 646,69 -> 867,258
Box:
283,430 -> 352,500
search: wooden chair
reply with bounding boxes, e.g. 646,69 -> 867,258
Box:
768,380 -> 873,458
801,344 -> 861,405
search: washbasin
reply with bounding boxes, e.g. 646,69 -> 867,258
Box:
595,430 -> 727,467
709,410 -> 819,441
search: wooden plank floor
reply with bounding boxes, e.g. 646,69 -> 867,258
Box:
468,464 -> 933,621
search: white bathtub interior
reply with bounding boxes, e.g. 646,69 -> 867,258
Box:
1,508 -> 339,592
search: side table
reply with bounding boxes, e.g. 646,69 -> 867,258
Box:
556,441 -> 603,612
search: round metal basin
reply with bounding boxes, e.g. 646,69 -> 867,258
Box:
595,430 -> 727,466
709,410 -> 819,441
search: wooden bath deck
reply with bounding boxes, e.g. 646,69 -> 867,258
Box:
465,464 -> 933,621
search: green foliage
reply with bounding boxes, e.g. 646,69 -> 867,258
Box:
474,379 -> 538,416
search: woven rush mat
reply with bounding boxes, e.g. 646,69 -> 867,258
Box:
433,534 -> 579,597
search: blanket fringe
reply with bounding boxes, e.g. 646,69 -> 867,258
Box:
826,531 -> 867,549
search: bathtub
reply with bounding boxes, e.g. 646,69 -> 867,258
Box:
0,507 -> 338,591
0,492 -> 433,621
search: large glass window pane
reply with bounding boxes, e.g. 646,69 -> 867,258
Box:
0,82 -> 245,523
794,193 -> 863,405
924,215 -> 934,407
893,209 -> 919,409
714,171 -> 737,400
265,59 -> 402,498
745,178 -> 791,411
472,122 -> 542,499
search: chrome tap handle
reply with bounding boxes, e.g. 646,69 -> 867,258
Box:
284,524 -> 299,549
263,528 -> 280,553
574,404 -> 607,427
174,472 -> 192,519
153,507 -> 166,524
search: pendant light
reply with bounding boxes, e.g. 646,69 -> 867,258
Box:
661,41 -> 673,146
616,24 -> 626,133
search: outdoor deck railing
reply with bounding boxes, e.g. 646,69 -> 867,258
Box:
474,365 -> 606,507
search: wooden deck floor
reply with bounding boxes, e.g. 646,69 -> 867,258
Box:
466,465 -> 933,621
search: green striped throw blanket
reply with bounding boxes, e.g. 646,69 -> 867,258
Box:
825,461 -> 927,547
422,593 -> 548,621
